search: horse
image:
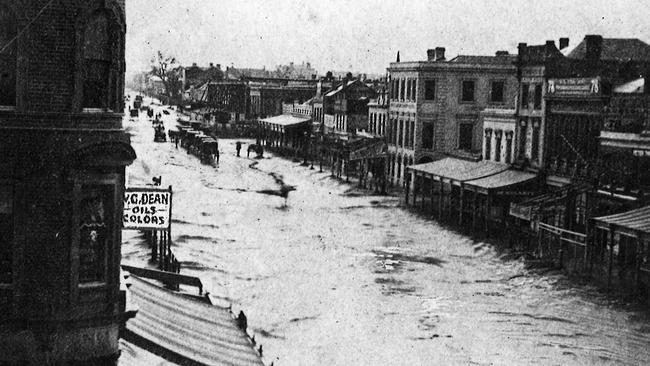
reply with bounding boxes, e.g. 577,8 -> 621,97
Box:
247,144 -> 264,158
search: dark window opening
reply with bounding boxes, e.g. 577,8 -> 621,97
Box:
82,11 -> 112,109
0,5 -> 17,106
490,81 -> 505,103
461,80 -> 475,102
505,133 -> 513,164
518,119 -> 528,158
531,124 -> 540,161
459,123 -> 473,151
424,80 -> 436,100
0,185 -> 13,284
533,84 -> 543,109
422,123 -> 434,149
521,83 -> 529,109
399,79 -> 405,100
411,79 -> 417,101
398,120 -> 403,146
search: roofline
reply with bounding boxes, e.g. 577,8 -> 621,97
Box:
387,61 -> 516,72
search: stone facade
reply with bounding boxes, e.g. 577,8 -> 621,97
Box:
386,48 -> 518,185
0,1 -> 135,365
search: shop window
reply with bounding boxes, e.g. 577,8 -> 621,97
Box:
0,184 -> 13,284
461,80 -> 475,102
533,84 -> 543,109
78,185 -> 113,284
521,83 -> 529,109
424,80 -> 436,100
458,123 -> 473,151
0,4 -> 16,107
83,10 -> 113,109
490,81 -> 505,103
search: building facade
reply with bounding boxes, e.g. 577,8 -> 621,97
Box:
387,47 -> 518,186
0,1 -> 135,364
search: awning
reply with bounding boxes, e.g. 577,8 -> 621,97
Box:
509,182 -> 592,221
408,157 -> 508,185
260,114 -> 311,129
465,169 -> 538,194
125,275 -> 264,366
592,205 -> 650,236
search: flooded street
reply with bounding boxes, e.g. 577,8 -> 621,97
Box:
123,102 -> 650,366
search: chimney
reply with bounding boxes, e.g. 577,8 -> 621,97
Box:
427,49 -> 436,61
209,62 -> 214,68
435,47 -> 446,61
545,40 -> 556,57
559,37 -> 569,50
495,51 -> 509,56
585,34 -> 603,61
517,42 -> 527,57
216,64 -> 221,70
192,62 -> 197,67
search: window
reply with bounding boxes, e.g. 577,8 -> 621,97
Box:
410,121 -> 415,148
531,119 -> 540,161
0,185 -> 13,284
406,79 -> 411,100
397,120 -> 404,146
461,80 -> 475,102
494,130 -> 502,162
83,10 -> 112,109
400,79 -> 405,100
422,123 -> 434,149
533,84 -> 543,109
505,132 -> 513,164
411,79 -> 417,101
490,81 -> 505,103
404,120 -> 409,148
424,80 -> 436,100
0,4 -> 16,106
459,123 -> 473,151
518,119 -> 528,158
484,129 -> 492,160
78,185 -> 113,284
521,83 -> 529,108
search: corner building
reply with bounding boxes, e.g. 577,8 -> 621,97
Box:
0,1 -> 135,365
387,48 -> 517,186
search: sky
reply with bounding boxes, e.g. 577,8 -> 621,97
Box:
125,0 -> 650,77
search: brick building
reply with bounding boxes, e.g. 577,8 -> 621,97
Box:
0,1 -> 135,364
387,47 -> 518,185
367,86 -> 388,137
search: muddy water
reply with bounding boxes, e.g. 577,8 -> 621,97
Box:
122,101 -> 650,366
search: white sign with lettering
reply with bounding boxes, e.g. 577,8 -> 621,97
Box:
123,187 -> 172,229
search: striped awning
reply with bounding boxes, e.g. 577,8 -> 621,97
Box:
124,275 -> 264,366
593,205 -> 650,236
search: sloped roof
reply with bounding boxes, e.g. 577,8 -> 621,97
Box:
614,78 -> 645,93
593,205 -> 650,234
567,38 -> 650,62
408,157 -> 508,183
465,169 -> 537,191
449,55 -> 517,66
125,275 -> 264,366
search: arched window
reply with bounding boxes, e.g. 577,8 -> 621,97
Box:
82,10 -> 112,109
0,4 -> 16,107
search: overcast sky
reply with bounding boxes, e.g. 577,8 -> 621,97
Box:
125,0 -> 650,76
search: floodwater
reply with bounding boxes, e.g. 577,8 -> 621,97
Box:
122,98 -> 650,366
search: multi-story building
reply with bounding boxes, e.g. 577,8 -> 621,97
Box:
205,80 -> 250,123
323,79 -> 377,135
367,86 -> 389,137
249,81 -> 316,119
387,47 -> 518,185
0,1 -> 135,364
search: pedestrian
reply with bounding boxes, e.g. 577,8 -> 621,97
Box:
215,149 -> 220,164
175,136 -> 179,149
236,141 -> 242,157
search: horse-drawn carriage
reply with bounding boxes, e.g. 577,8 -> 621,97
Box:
153,121 -> 166,142
199,137 -> 219,165
129,108 -> 139,118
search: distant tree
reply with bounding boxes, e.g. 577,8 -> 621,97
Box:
150,51 -> 183,105
325,71 -> 333,80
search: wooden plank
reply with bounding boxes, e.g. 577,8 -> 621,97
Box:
122,265 -> 203,295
